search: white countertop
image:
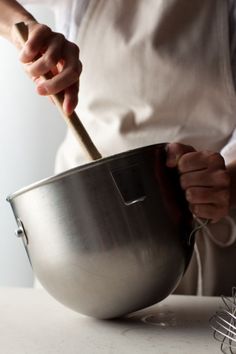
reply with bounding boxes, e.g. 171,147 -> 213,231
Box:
0,287 -> 222,353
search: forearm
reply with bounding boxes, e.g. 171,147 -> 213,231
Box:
227,161 -> 236,209
0,0 -> 35,41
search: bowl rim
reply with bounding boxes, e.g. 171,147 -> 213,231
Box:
7,143 -> 167,201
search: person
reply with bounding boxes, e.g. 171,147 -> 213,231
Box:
0,0 -> 236,296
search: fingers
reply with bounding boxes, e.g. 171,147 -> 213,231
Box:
183,170 -> 230,222
166,143 -> 231,223
36,43 -> 82,95
24,33 -> 66,77
180,169 -> 230,189
186,187 -> 229,206
63,82 -> 79,115
15,22 -> 81,114
19,23 -> 52,62
178,151 -> 226,173
190,204 -> 229,223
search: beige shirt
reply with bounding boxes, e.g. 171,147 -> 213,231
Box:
20,0 -> 236,165
55,0 -> 236,297
56,0 -> 236,168
22,0 -> 236,296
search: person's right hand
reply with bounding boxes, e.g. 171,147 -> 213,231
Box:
11,21 -> 82,115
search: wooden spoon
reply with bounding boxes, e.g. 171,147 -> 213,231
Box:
13,22 -> 102,161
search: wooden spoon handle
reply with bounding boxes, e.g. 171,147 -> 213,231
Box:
14,22 -> 102,161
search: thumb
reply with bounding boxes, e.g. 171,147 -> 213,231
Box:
166,143 -> 195,168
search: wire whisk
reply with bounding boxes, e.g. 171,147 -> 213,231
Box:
210,287 -> 236,354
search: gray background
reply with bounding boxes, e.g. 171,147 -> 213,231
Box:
0,5 -> 66,286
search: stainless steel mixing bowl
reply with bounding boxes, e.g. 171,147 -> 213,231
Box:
7,143 -> 194,319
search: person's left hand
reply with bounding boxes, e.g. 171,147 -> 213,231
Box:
166,143 -> 231,223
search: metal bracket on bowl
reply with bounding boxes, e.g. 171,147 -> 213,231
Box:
14,218 -> 31,265
15,218 -> 28,244
110,164 -> 146,206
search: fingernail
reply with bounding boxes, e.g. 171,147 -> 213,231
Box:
37,85 -> 48,95
186,190 -> 192,201
64,105 -> 73,116
64,98 -> 77,116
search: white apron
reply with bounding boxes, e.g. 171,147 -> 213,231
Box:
55,0 -> 236,296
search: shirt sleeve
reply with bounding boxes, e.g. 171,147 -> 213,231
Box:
229,0 -> 236,88
220,0 -> 236,163
221,129 -> 236,165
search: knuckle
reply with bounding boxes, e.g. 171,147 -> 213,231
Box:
33,24 -> 51,40
43,53 -> 58,68
55,32 -> 65,42
70,41 -> 80,55
67,67 -> 81,80
39,24 -> 51,36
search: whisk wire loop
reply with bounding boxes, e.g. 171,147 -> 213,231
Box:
210,287 -> 236,354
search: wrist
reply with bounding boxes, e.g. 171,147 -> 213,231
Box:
0,2 -> 36,41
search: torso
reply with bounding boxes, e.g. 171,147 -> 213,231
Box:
55,0 -> 236,171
